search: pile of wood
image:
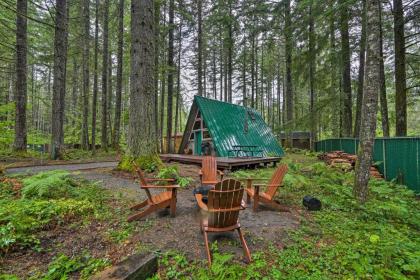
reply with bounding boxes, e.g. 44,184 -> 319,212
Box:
318,151 -> 383,179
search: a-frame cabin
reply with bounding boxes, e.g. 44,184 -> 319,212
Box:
178,96 -> 284,157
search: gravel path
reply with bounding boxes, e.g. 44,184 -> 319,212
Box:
5,161 -> 118,174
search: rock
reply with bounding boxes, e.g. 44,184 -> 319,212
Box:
92,253 -> 158,280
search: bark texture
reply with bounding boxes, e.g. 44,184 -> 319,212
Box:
284,0 -> 293,124
166,0 -> 175,153
81,0 -> 90,149
91,0 -> 99,153
51,0 -> 68,159
197,0 -> 203,96
340,0 -> 352,137
393,0 -> 407,136
14,0 -> 28,152
379,5 -> 390,137
113,0 -> 124,149
128,0 -> 157,157
101,0 -> 109,150
354,0 -> 381,203
354,0 -> 367,138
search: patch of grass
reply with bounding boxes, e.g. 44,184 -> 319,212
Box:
154,154 -> 420,279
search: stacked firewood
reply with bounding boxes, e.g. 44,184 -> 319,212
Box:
318,151 -> 383,179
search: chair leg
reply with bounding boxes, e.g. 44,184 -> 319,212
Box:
253,195 -> 259,212
246,193 -> 251,204
170,189 -> 177,217
237,228 -> 252,263
127,206 -> 156,222
203,231 -> 212,266
129,200 -> 148,211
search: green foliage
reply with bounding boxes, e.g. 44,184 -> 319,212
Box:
156,166 -> 194,188
156,154 -> 420,279
0,172 -> 108,252
118,154 -> 163,173
37,253 -> 110,280
21,170 -> 77,199
0,198 -> 96,252
106,222 -> 135,244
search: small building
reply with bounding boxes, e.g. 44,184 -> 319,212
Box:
178,96 -> 284,157
278,131 -> 311,150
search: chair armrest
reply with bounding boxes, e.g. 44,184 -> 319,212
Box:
195,194 -> 208,211
217,170 -> 224,176
146,178 -> 176,182
141,185 -> 180,189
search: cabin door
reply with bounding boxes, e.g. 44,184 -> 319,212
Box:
194,131 -> 202,155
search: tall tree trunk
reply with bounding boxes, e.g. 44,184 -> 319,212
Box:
81,0 -> 90,150
284,0 -> 293,124
393,0 -> 407,136
101,0 -> 109,151
251,34 -> 255,108
379,5 -> 390,137
227,1 -> 233,103
354,0 -> 366,138
354,0 -> 381,203
128,0 -> 156,157
242,50 -> 247,106
14,0 -> 28,152
309,1 -> 316,149
329,6 -> 339,137
91,0 -> 99,153
174,11 -> 183,140
197,0 -> 203,96
340,0 -> 352,137
154,0 -> 160,151
113,0 -> 124,149
166,0 -> 175,153
51,0 -> 68,159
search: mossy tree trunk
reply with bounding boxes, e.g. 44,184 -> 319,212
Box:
127,0 -> 157,158
354,0 -> 381,203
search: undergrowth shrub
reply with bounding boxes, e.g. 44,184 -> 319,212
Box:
0,199 -> 96,252
21,170 -> 78,199
35,253 -> 110,280
118,154 -> 163,173
156,166 -> 194,187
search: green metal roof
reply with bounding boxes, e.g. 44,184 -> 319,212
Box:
193,96 -> 284,157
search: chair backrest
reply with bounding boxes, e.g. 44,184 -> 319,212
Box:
207,179 -> 244,228
202,156 -> 218,184
133,165 -> 154,203
265,164 -> 288,200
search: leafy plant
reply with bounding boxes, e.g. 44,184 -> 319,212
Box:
21,170 -> 77,199
118,154 -> 163,173
39,253 -> 110,280
156,166 -> 193,188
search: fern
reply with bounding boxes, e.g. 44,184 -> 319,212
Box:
22,170 -> 77,199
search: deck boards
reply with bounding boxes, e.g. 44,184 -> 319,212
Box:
160,154 -> 282,170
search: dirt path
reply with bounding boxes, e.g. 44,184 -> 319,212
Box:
5,161 -> 118,174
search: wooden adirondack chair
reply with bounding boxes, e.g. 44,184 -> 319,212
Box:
243,164 -> 289,212
128,166 -> 180,222
199,156 -> 224,185
195,179 -> 251,266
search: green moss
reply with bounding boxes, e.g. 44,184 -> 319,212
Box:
118,154 -> 163,173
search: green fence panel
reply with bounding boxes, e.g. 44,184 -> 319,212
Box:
315,137 -> 420,193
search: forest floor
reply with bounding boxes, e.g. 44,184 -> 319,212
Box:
1,152 -> 419,279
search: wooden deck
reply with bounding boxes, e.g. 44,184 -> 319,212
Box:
160,154 -> 282,170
